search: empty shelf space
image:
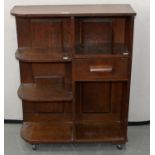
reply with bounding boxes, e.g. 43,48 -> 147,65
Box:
75,121 -> 124,142
16,47 -> 72,62
18,82 -> 72,102
21,122 -> 73,143
74,43 -> 129,58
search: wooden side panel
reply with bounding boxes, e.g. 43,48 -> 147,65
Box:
30,18 -> 71,49
22,101 -> 72,122
16,18 -> 31,47
23,102 -> 64,113
81,82 -> 111,113
31,62 -> 72,91
113,18 -> 125,43
125,17 -> 134,54
20,62 -> 33,83
32,63 -> 66,77
75,81 -> 128,123
63,19 -> 72,48
75,18 -> 112,46
82,19 -> 112,45
111,82 -> 123,113
31,19 -> 62,48
123,16 -> 135,140
65,63 -> 72,91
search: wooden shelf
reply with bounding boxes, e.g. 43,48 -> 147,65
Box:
18,79 -> 72,102
21,121 -> 124,144
11,5 -> 136,17
16,47 -> 72,62
21,122 -> 73,143
74,43 -> 129,58
75,121 -> 125,142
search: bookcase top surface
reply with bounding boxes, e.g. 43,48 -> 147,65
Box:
11,4 -> 136,17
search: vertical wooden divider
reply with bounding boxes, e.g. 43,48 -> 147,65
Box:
71,16 -> 76,141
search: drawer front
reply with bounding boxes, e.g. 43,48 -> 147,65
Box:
73,58 -> 129,81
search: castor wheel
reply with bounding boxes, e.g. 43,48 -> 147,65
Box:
116,144 -> 123,150
32,144 -> 37,150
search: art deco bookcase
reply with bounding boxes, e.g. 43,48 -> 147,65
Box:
11,4 -> 136,150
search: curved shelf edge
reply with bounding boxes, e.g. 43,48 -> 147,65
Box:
21,122 -> 73,144
18,83 -> 73,102
15,48 -> 72,63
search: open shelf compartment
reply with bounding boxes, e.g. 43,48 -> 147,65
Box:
18,77 -> 72,102
21,122 -> 73,143
16,17 -> 72,62
75,121 -> 125,142
74,17 -> 129,57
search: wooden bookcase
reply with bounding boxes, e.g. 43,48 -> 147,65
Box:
11,4 -> 136,150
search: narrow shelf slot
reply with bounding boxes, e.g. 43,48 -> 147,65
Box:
75,43 -> 128,56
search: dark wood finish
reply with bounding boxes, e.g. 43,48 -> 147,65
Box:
22,101 -> 72,122
11,5 -> 136,146
74,43 -> 128,56
81,82 -> 111,113
21,122 -> 73,143
16,18 -> 31,47
18,77 -> 72,102
75,82 -> 127,122
16,48 -> 72,62
19,62 -> 33,83
75,18 -> 113,46
11,5 -> 136,17
75,122 -> 124,142
73,58 -> 129,81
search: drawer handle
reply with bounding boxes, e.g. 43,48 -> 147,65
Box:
89,66 -> 113,72
63,56 -> 69,60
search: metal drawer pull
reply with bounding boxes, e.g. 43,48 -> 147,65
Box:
123,52 -> 129,55
90,66 -> 113,72
63,56 -> 69,60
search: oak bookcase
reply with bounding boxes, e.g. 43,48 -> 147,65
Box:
11,4 -> 136,150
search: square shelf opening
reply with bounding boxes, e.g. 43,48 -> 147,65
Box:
31,17 -> 72,50
74,17 -> 129,56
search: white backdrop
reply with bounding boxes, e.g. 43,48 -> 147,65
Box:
4,0 -> 150,121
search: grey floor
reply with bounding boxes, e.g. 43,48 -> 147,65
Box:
4,124 -> 150,155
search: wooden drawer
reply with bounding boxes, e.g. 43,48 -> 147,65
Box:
73,58 -> 129,81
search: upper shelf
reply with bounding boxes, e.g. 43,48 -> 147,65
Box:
16,44 -> 129,62
11,4 -> 136,17
74,43 -> 129,58
16,47 -> 72,62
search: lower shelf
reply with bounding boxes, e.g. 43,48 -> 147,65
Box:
21,122 -> 73,144
75,122 -> 125,142
21,122 -> 125,144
